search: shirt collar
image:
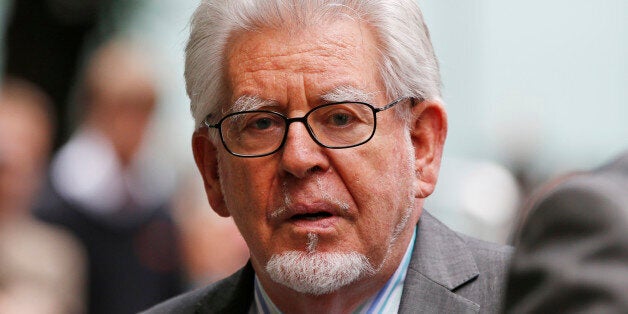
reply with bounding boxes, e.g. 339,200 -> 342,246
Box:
253,226 -> 417,313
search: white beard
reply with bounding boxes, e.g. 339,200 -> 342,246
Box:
264,130 -> 418,296
265,251 -> 375,295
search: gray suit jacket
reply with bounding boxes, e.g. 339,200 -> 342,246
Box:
143,211 -> 512,313
505,152 -> 628,313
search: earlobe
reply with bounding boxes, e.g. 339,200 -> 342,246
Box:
192,130 -> 230,217
409,100 -> 448,198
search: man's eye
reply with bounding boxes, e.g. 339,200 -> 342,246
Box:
251,117 -> 273,130
241,114 -> 282,132
330,113 -> 352,126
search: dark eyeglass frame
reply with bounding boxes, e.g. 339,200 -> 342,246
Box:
202,97 -> 412,158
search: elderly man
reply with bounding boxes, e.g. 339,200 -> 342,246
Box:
145,0 -> 511,313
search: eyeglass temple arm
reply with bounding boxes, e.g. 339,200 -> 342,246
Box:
374,97 -> 421,113
202,114 -> 218,128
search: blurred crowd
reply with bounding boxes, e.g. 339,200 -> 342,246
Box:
0,36 -> 251,313
0,0 -> 625,313
0,2 -> 250,312
0,37 -> 251,313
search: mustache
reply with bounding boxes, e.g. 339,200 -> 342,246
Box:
269,177 -> 350,219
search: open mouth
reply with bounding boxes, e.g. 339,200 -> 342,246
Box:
284,207 -> 340,230
290,211 -> 333,221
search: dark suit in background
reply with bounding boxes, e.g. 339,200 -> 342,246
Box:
505,152 -> 628,313
34,182 -> 183,314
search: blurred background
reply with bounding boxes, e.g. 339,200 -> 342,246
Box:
420,0 -> 627,243
0,0 -> 626,312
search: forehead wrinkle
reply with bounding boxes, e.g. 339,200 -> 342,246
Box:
238,49 -> 350,76
226,22 -> 383,123
231,25 -> 362,74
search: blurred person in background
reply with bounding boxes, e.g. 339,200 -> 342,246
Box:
3,0 -> 115,149
33,39 -> 183,314
505,151 -> 628,313
173,173 -> 249,287
0,78 -> 85,314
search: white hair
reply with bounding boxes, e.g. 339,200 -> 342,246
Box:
185,0 -> 441,128
265,251 -> 375,295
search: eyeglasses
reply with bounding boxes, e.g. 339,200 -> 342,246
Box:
203,97 -> 408,158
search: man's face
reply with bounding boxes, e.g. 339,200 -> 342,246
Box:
198,20 -> 425,289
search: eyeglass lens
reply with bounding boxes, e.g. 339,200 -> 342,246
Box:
220,102 -> 376,156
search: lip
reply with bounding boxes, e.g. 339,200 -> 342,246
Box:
271,201 -> 346,231
290,215 -> 340,230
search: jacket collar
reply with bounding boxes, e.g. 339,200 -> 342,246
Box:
195,261 -> 255,313
399,211 -> 481,313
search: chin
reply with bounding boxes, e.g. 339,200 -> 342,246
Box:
265,250 -> 375,295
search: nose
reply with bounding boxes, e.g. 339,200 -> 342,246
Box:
279,120 -> 330,178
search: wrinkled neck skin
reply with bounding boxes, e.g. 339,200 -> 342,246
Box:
254,202 -> 422,314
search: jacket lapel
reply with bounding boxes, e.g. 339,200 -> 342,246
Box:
399,211 -> 480,313
194,262 -> 255,313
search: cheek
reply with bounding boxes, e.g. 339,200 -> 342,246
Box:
217,157 -> 277,222
340,131 -> 416,220
218,162 -> 251,212
217,163 -> 262,248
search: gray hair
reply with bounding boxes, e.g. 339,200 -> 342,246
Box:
185,0 -> 441,128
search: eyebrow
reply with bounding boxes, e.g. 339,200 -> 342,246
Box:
321,85 -> 376,104
227,95 -> 277,113
227,86 -> 375,114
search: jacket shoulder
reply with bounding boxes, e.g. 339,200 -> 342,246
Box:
402,212 -> 511,313
140,284 -> 215,314
141,263 -> 255,314
457,232 -> 513,294
460,233 -> 513,267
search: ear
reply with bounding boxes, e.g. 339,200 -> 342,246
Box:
409,100 -> 448,198
192,129 -> 230,217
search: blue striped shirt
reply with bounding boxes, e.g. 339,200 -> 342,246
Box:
252,226 -> 417,313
